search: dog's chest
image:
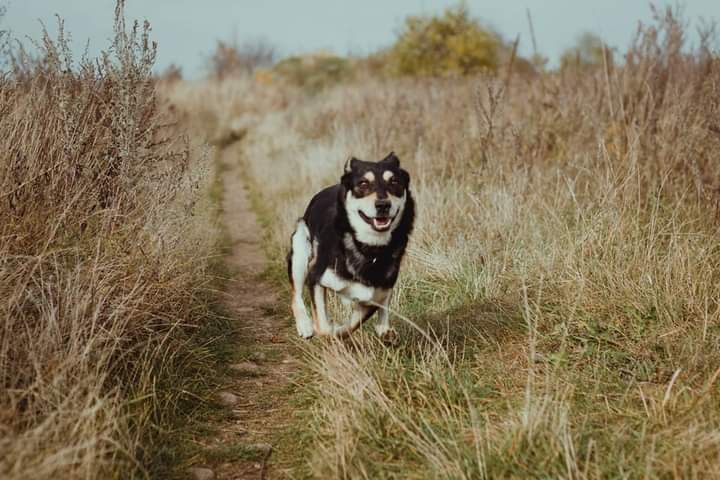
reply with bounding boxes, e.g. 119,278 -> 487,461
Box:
319,268 -> 388,304
342,234 -> 398,284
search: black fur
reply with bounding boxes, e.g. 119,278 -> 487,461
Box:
286,153 -> 415,294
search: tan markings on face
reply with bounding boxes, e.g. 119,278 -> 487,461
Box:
383,170 -> 394,182
363,171 -> 376,182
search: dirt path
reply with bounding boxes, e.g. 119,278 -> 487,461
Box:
190,145 -> 301,480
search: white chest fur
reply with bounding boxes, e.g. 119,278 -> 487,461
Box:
320,268 -> 388,305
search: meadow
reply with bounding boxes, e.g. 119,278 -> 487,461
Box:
171,7 -> 720,479
3,2 -> 720,479
0,4 -> 223,478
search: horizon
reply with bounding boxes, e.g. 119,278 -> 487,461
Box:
3,1 -> 720,77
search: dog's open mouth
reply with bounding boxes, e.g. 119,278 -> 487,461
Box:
359,211 -> 394,232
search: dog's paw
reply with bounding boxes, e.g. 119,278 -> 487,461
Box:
377,327 -> 399,346
295,319 -> 315,339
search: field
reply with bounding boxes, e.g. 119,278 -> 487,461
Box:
4,2 -> 720,479
0,6 -> 224,479
171,9 -> 720,478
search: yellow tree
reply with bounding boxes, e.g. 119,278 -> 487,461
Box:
389,4 -> 501,76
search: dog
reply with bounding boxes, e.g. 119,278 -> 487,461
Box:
286,152 -> 415,342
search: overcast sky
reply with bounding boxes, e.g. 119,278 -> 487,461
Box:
3,1 -> 720,77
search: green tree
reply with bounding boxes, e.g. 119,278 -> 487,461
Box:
389,4 -> 501,76
273,52 -> 354,93
560,32 -> 613,69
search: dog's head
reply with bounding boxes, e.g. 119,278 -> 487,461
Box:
341,152 -> 410,245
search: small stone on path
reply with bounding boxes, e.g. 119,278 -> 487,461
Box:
250,351 -> 267,362
217,391 -> 239,406
189,467 -> 215,480
250,442 -> 272,454
229,361 -> 261,373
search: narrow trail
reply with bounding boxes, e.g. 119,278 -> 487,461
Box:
194,144 -> 301,480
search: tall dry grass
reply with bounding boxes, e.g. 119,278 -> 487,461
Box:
0,3 -> 217,478
184,6 -> 720,478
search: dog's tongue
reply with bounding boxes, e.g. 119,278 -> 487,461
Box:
373,217 -> 391,230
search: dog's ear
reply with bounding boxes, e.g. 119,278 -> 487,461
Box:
380,151 -> 400,169
341,157 -> 358,190
399,168 -> 410,187
344,156 -> 361,173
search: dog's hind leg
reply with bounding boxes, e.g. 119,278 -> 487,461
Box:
289,220 -> 314,338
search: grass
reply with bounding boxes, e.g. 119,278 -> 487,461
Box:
5,1 -> 720,478
0,2 -> 231,478
169,6 -> 720,479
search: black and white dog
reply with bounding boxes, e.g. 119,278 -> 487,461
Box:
287,152 -> 415,341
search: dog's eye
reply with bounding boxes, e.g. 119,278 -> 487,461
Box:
389,178 -> 399,186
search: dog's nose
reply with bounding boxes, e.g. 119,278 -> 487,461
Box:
375,199 -> 391,212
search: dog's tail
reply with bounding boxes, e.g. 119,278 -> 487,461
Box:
285,248 -> 293,284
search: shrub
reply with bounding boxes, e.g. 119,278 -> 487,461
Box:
387,4 -> 501,76
158,63 -> 183,83
273,52 -> 354,92
207,38 -> 276,79
560,31 -> 613,69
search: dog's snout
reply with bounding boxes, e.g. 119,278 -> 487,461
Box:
375,198 -> 391,213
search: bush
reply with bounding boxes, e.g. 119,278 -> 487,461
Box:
387,4 -> 501,76
208,38 -> 276,79
273,52 -> 354,92
158,63 -> 183,83
560,32 -> 613,69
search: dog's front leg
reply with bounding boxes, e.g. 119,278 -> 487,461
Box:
332,302 -> 377,337
374,289 -> 398,344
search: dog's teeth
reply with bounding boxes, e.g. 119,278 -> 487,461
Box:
372,217 -> 391,231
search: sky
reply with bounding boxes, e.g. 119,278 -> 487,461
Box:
2,1 -> 720,77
